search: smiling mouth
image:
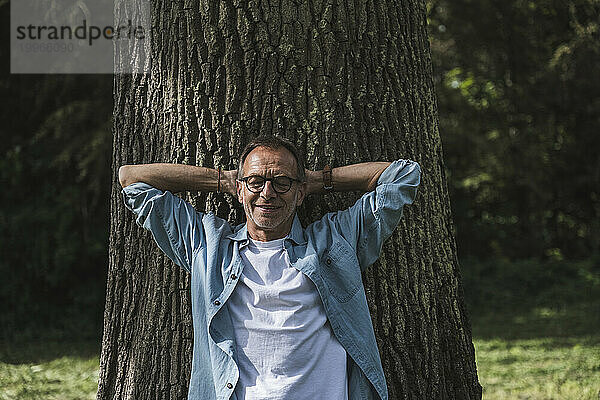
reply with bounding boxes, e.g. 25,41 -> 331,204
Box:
255,205 -> 281,212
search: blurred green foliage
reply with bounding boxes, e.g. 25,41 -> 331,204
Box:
0,71 -> 112,339
0,0 -> 113,340
1,0 -> 599,339
0,73 -> 112,340
428,0 -> 600,260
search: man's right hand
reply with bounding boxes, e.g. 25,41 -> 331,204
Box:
303,162 -> 392,196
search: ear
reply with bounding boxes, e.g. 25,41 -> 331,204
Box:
296,181 -> 307,207
236,179 -> 243,204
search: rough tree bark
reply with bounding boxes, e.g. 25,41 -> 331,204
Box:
98,0 -> 482,398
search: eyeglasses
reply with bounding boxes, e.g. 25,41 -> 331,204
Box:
238,175 -> 302,194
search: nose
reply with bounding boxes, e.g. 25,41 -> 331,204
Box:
260,180 -> 277,199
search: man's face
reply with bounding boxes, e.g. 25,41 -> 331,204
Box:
236,146 -> 306,241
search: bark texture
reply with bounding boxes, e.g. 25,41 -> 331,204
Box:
98,0 -> 482,398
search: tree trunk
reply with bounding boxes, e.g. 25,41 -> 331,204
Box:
98,0 -> 482,398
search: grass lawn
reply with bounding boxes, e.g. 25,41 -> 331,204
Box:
466,257 -> 600,399
475,336 -> 600,399
0,341 -> 99,400
472,303 -> 600,399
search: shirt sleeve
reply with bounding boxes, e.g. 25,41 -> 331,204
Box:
121,182 -> 205,273
330,159 -> 421,271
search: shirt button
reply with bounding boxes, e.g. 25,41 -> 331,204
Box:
226,382 -> 233,389
231,274 -> 237,280
326,258 -> 332,266
214,300 -> 221,306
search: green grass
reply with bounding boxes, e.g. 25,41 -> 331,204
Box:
0,341 -> 99,400
472,302 -> 600,399
464,257 -> 600,399
475,336 -> 600,399
3,336 -> 598,400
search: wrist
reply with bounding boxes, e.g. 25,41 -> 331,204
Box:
305,170 -> 322,195
322,165 -> 333,192
221,170 -> 237,195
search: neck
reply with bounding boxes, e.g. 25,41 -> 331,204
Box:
246,217 -> 294,242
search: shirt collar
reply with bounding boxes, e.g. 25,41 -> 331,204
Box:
226,214 -> 306,245
287,214 -> 307,245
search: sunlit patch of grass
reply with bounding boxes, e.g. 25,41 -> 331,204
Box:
0,341 -> 99,400
474,336 -> 600,399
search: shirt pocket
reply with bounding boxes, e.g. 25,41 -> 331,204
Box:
320,240 -> 362,303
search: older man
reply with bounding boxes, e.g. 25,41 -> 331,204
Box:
118,135 -> 421,400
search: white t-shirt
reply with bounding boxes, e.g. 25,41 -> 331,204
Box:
228,237 -> 348,400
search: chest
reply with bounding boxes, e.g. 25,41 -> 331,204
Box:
235,245 -> 324,321
193,234 -> 363,307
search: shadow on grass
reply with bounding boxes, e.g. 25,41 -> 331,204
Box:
470,301 -> 600,343
1,303 -> 103,364
463,256 -> 600,342
0,339 -> 101,365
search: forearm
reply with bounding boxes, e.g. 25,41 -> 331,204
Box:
118,163 -> 236,194
306,162 -> 392,194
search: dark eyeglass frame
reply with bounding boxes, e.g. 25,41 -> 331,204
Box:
238,175 -> 303,194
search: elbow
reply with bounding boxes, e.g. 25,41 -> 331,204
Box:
408,163 -> 422,202
119,165 -> 135,188
413,162 -> 422,183
406,161 -> 422,187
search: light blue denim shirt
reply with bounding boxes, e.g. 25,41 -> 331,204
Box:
122,159 -> 421,400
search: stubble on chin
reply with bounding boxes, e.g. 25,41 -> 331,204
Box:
244,193 -> 298,230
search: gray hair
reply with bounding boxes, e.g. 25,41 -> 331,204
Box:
237,135 -> 306,182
